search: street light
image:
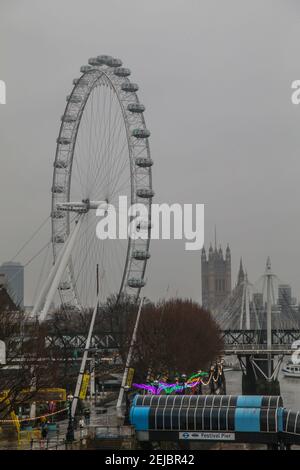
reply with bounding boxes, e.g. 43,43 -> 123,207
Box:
66,393 -> 74,442
181,374 -> 187,395
124,386 -> 131,425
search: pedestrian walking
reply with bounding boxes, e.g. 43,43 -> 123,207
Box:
79,417 -> 85,439
83,408 -> 90,426
40,422 -> 48,449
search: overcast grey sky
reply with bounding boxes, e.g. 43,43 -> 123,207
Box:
1,0 -> 300,306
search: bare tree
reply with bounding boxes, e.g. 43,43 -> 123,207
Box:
131,298 -> 224,382
97,293 -> 141,359
0,310 -> 60,418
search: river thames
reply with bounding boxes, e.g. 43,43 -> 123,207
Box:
226,362 -> 300,410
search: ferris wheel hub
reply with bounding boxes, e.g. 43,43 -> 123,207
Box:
56,200 -> 108,213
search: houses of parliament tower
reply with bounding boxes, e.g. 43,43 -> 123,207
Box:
201,241 -> 231,311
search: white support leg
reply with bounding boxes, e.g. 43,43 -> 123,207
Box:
240,284 -> 245,330
266,257 -> 273,379
245,283 -> 250,330
71,295 -> 99,418
38,216 -> 84,322
31,230 -> 74,318
90,357 -> 95,400
116,297 -> 144,417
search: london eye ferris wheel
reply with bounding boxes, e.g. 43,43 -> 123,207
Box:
50,55 -> 154,312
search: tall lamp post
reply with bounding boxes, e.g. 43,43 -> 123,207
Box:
66,393 -> 74,442
124,386 -> 131,425
181,374 -> 187,395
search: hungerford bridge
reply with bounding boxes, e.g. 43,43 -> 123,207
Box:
46,257 -> 300,351
45,256 -> 300,395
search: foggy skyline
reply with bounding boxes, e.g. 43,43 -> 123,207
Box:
1,0 -> 300,305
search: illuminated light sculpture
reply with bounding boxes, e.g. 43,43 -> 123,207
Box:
132,370 -> 214,395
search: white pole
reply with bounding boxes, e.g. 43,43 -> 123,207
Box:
116,296 -> 144,416
245,276 -> 250,330
90,357 -> 95,400
39,216 -> 84,322
240,283 -> 245,330
71,295 -> 99,418
31,228 -> 74,318
29,366 -> 37,419
266,257 -> 272,379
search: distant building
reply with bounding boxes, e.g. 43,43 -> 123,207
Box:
201,243 -> 231,311
254,284 -> 300,330
278,284 -> 292,310
0,273 -> 6,288
0,262 -> 24,308
275,284 -> 299,327
0,274 -> 18,311
237,258 -> 245,286
253,292 -> 264,310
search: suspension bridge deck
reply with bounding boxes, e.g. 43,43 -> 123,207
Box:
224,345 -> 292,355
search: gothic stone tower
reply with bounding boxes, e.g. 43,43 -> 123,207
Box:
201,243 -> 231,311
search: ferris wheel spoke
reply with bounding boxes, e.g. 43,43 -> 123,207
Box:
73,224 -> 98,304
88,86 -> 126,197
89,86 -> 110,187
93,135 -> 128,199
89,87 -> 107,188
106,101 -> 125,189
90,120 -> 124,198
98,94 -> 116,197
107,141 -> 129,194
94,128 -> 129,200
89,89 -> 112,195
110,174 -> 132,203
73,121 -> 90,193
108,155 -> 131,200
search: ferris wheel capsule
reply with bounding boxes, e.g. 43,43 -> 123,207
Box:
137,220 -> 153,231
52,234 -> 65,244
96,55 -> 113,65
136,188 -> 154,198
52,184 -> 65,194
127,278 -> 146,288
88,57 -> 100,66
61,114 -> 77,122
58,282 -> 71,291
127,103 -> 145,113
107,58 -> 123,67
135,157 -> 153,167
121,82 -> 139,92
132,250 -> 151,260
114,67 -> 131,77
132,128 -> 150,139
51,210 -> 65,219
56,137 -> 71,145
54,159 -> 68,169
66,95 -> 82,103
80,65 -> 92,73
73,78 -> 89,87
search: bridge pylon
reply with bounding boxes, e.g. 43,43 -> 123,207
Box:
238,354 -> 281,395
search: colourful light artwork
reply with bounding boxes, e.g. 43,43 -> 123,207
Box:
132,370 -> 211,395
